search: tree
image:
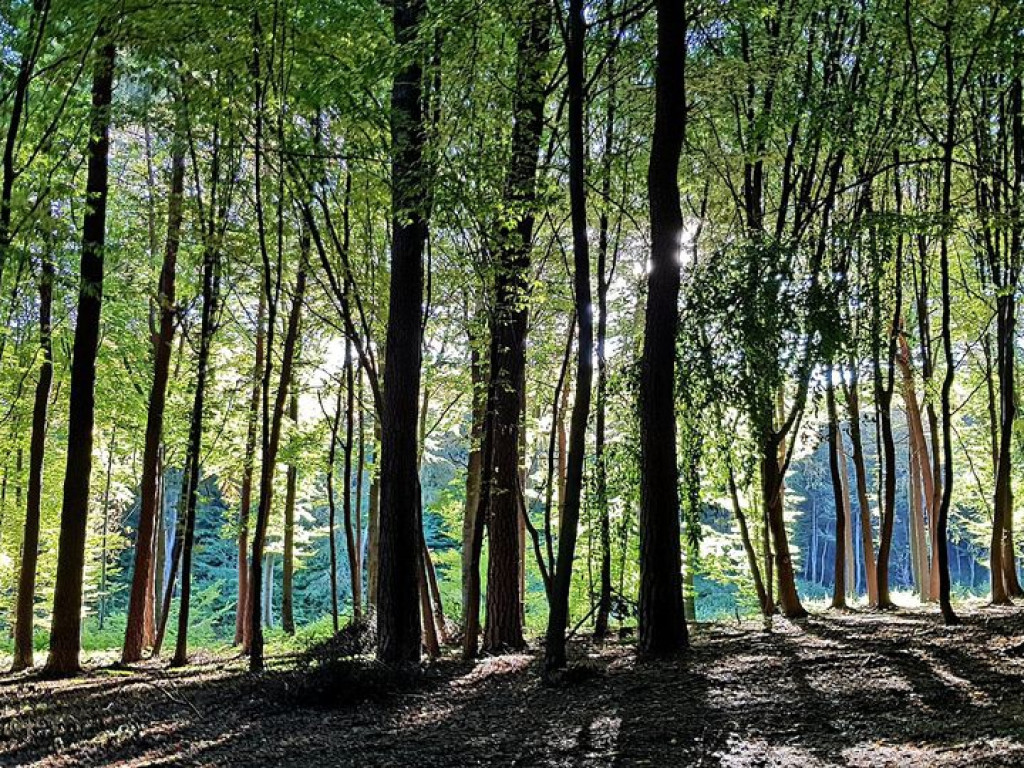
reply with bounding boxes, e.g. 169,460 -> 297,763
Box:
477,0 -> 552,656
11,247 -> 54,671
122,94 -> 186,664
44,35 -> 116,678
544,0 -> 594,675
376,0 -> 428,666
638,0 -> 688,655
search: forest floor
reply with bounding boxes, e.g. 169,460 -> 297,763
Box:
3,604 -> 1024,767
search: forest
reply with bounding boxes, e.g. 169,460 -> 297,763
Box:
2,0 -> 1024,765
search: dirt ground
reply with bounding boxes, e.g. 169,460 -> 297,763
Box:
3,605 -> 1024,767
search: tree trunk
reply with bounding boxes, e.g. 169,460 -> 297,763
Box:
45,39 -> 115,678
123,98 -> 185,664
544,0 -> 595,675
376,0 -> 428,666
762,425 -> 807,619
908,436 -> 929,600
835,413 -> 856,599
461,330 -> 485,635
11,253 -> 54,671
262,553 -> 274,629
171,220 -> 221,668
896,333 -> 934,601
281,390 -> 299,636
355,371 -> 366,611
249,250 -> 307,670
152,455 -> 166,637
367,419 -> 381,609
1002,74 -> 1024,599
638,0 -> 689,654
993,293 -> 1017,602
727,463 -> 768,614
592,16 -> 617,641
844,369 -> 879,605
826,372 -> 847,609
326,384 -> 343,633
98,430 -> 116,629
481,0 -> 551,656
936,19 -> 959,625
343,337 -> 362,621
235,286 -> 265,647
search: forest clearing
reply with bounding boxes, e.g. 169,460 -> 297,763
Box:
4,606 -> 1024,767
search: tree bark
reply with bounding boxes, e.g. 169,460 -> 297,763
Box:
376,0 -> 428,665
343,337 -> 362,621
326,384 -> 343,633
993,293 -> 1017,602
249,250 -> 307,670
544,0 -> 595,675
171,210 -> 221,668
235,286 -> 265,647
639,0 -> 689,654
896,333 -> 934,601
461,328 -> 485,635
45,38 -> 115,678
936,17 -> 959,625
11,252 -> 54,671
123,97 -> 185,664
481,0 -> 551,655
826,371 -> 847,609
844,368 -> 879,605
281,390 -> 299,636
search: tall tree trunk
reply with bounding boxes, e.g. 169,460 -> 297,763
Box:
11,253 -> 54,671
355,371 -> 366,611
171,223 -> 221,668
123,99 -> 185,664
727,462 -> 768,613
1002,73 -> 1024,599
343,337 -> 362,621
262,553 -> 274,628
544,0 -> 595,675
844,368 -> 879,605
98,430 -> 117,628
826,371 -> 847,609
936,17 -> 959,625
281,390 -> 299,636
153,460 -> 192,657
762,420 -> 807,619
235,287 -> 265,647
326,384 -> 343,633
592,1 -> 618,641
638,0 -> 689,654
481,0 -> 551,655
461,329 -> 485,635
908,435 -> 930,600
835,412 -> 856,599
249,251 -> 307,670
896,333 -> 935,601
45,38 -> 115,678
367,420 -> 381,609
993,292 -> 1017,602
376,0 -> 428,665
150,450 -> 165,640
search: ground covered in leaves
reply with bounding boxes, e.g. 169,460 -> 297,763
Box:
3,604 -> 1024,766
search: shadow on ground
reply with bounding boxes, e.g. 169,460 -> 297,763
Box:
2,606 -> 1024,766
